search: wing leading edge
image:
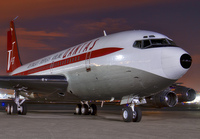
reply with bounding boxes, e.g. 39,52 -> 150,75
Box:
0,75 -> 68,97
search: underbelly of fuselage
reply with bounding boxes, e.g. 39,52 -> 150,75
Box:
66,65 -> 176,100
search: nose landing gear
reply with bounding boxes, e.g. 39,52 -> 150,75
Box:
122,104 -> 142,122
121,96 -> 146,122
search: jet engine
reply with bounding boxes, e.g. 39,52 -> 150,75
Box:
174,86 -> 196,102
146,88 -> 178,108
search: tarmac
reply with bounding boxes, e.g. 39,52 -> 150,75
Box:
0,104 -> 199,139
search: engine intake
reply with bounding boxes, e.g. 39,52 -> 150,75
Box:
146,89 -> 178,108
175,86 -> 196,102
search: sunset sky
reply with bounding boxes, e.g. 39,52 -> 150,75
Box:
0,0 -> 199,91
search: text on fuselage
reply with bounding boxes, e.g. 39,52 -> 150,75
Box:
63,39 -> 99,58
27,39 -> 99,69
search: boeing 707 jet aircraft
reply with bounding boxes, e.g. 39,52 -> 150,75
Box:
0,20 -> 192,122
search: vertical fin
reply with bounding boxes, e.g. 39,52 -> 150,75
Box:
7,20 -> 22,73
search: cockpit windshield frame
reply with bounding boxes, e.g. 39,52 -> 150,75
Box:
133,38 -> 177,49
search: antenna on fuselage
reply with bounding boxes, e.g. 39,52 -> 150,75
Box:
103,30 -> 107,36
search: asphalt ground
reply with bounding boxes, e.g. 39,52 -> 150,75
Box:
0,104 -> 199,139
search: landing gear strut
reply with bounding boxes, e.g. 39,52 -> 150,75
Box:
75,102 -> 97,115
6,90 -> 27,115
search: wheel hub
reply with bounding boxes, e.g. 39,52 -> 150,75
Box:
123,110 -> 128,119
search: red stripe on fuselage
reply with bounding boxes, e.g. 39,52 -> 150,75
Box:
13,47 -> 123,76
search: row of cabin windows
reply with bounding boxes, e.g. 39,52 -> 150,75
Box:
26,56 -> 81,74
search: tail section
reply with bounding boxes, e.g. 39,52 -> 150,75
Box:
7,20 -> 22,73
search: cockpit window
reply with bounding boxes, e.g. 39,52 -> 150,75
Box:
133,38 -> 177,49
168,39 -> 176,45
151,39 -> 168,45
133,41 -> 142,48
143,40 -> 151,47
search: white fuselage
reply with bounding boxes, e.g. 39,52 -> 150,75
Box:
11,30 -> 190,100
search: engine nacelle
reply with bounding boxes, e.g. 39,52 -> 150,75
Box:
146,89 -> 178,108
174,86 -> 196,102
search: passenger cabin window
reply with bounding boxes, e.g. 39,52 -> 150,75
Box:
133,38 -> 177,49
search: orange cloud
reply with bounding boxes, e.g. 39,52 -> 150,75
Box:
17,38 -> 54,50
0,0 -> 181,22
14,28 -> 67,50
16,28 -> 68,37
63,18 -> 132,41
82,18 -> 129,30
72,18 -> 129,33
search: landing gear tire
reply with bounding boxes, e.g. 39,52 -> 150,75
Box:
75,104 -> 82,115
90,104 -> 97,115
7,103 -> 27,115
7,103 -> 11,115
81,104 -> 89,115
122,107 -> 133,122
132,107 -> 142,122
10,103 -> 17,115
19,103 -> 27,115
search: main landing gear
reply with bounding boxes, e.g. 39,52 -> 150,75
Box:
6,90 -> 27,115
121,96 -> 146,122
75,102 -> 97,115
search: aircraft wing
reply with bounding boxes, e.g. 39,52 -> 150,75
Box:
0,75 -> 68,95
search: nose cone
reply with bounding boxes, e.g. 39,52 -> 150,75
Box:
161,47 -> 192,80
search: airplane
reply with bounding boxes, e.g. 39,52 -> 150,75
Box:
0,19 -> 192,122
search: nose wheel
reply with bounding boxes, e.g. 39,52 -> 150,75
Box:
122,107 -> 133,122
121,96 -> 146,122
